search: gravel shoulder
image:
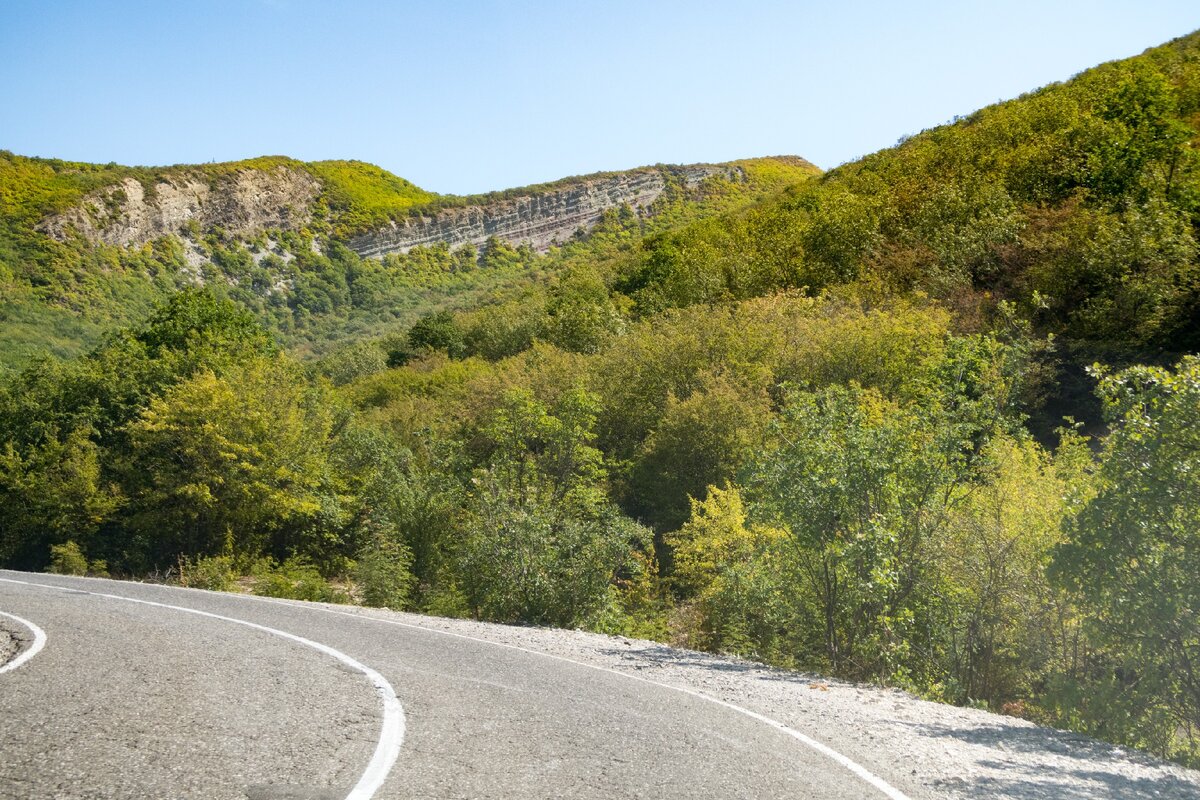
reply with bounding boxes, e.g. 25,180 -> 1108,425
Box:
5,571 -> 1200,800
0,626 -> 17,669
344,604 -> 1200,800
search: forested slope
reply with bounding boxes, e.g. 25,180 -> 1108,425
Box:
0,151 -> 814,375
3,29 -> 1200,769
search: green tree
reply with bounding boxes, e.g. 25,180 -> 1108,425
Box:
123,356 -> 340,567
940,434 -> 1086,707
544,268 -> 624,354
1083,63 -> 1194,206
458,387 -> 650,625
406,310 -> 466,359
628,374 -> 767,533
745,384 -> 959,682
1051,356 -> 1200,763
0,427 -> 120,569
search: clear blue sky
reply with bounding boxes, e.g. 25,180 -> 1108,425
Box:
2,1 -> 1199,195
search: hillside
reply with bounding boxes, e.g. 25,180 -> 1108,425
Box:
616,37 -> 1199,333
4,26 -> 1200,774
0,151 -> 817,374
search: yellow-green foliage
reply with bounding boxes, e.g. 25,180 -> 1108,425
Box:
177,554 -> 237,592
669,485 -> 785,596
251,556 -> 348,603
666,485 -> 789,657
48,540 -> 89,576
614,32 -> 1200,350
939,434 -> 1088,706
1051,356 -> 1200,764
0,151 -> 142,230
305,160 -> 437,236
125,356 -> 336,560
733,155 -> 822,187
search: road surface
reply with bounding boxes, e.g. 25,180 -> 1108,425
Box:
2,570 -> 1199,799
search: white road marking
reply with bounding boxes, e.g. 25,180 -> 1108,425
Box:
1,571 -> 912,799
0,609 -> 47,674
0,577 -> 403,800
259,598 -> 914,800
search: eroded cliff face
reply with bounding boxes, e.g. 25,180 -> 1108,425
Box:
39,166 -> 320,247
347,164 -> 740,258
38,161 -> 745,258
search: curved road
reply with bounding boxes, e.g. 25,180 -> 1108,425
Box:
3,570 -> 1199,800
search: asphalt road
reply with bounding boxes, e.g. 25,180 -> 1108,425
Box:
0,570 -> 925,800
4,570 -> 1198,800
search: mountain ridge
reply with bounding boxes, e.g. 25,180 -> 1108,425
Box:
13,151 -> 818,252
0,150 -> 818,373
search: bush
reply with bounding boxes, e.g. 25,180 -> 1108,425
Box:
1052,356 -> 1200,764
354,533 -> 414,609
251,557 -> 348,603
178,554 -> 236,591
666,485 -> 791,659
48,541 -> 88,576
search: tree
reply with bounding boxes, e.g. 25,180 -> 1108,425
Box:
628,374 -> 767,533
1051,356 -> 1200,762
745,383 -> 958,682
0,427 -> 120,569
940,434 -> 1086,707
666,485 -> 791,658
1083,63 -> 1194,206
317,341 -> 387,386
123,356 -> 340,567
458,388 -> 650,625
406,310 -> 466,359
544,268 -> 624,354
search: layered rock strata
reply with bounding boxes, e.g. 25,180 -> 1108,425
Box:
39,162 -> 745,258
347,164 -> 740,258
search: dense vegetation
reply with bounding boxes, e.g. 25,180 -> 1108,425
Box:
3,30 -> 1200,767
0,152 -> 813,378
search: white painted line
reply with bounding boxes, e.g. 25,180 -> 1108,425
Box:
0,578 -> 403,800
0,610 -> 47,674
1,571 -> 911,799
261,599 -> 913,800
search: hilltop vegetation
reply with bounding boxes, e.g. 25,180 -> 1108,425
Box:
3,30 -> 1200,767
0,151 -> 815,377
613,38 -> 1200,346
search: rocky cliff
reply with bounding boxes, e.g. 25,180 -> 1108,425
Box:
36,160 -> 755,258
347,164 -> 741,258
38,166 -> 320,247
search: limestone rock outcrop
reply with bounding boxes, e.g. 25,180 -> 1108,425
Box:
39,166 -> 320,247
347,164 -> 741,258
38,161 -> 749,258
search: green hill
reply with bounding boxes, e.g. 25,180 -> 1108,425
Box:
0,151 -> 817,376
613,32 -> 1200,349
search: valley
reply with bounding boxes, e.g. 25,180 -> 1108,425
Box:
2,25 -> 1200,781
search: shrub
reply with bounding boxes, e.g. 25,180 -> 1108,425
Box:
48,541 -> 88,576
354,533 -> 414,609
251,557 -> 347,603
178,554 -> 236,591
